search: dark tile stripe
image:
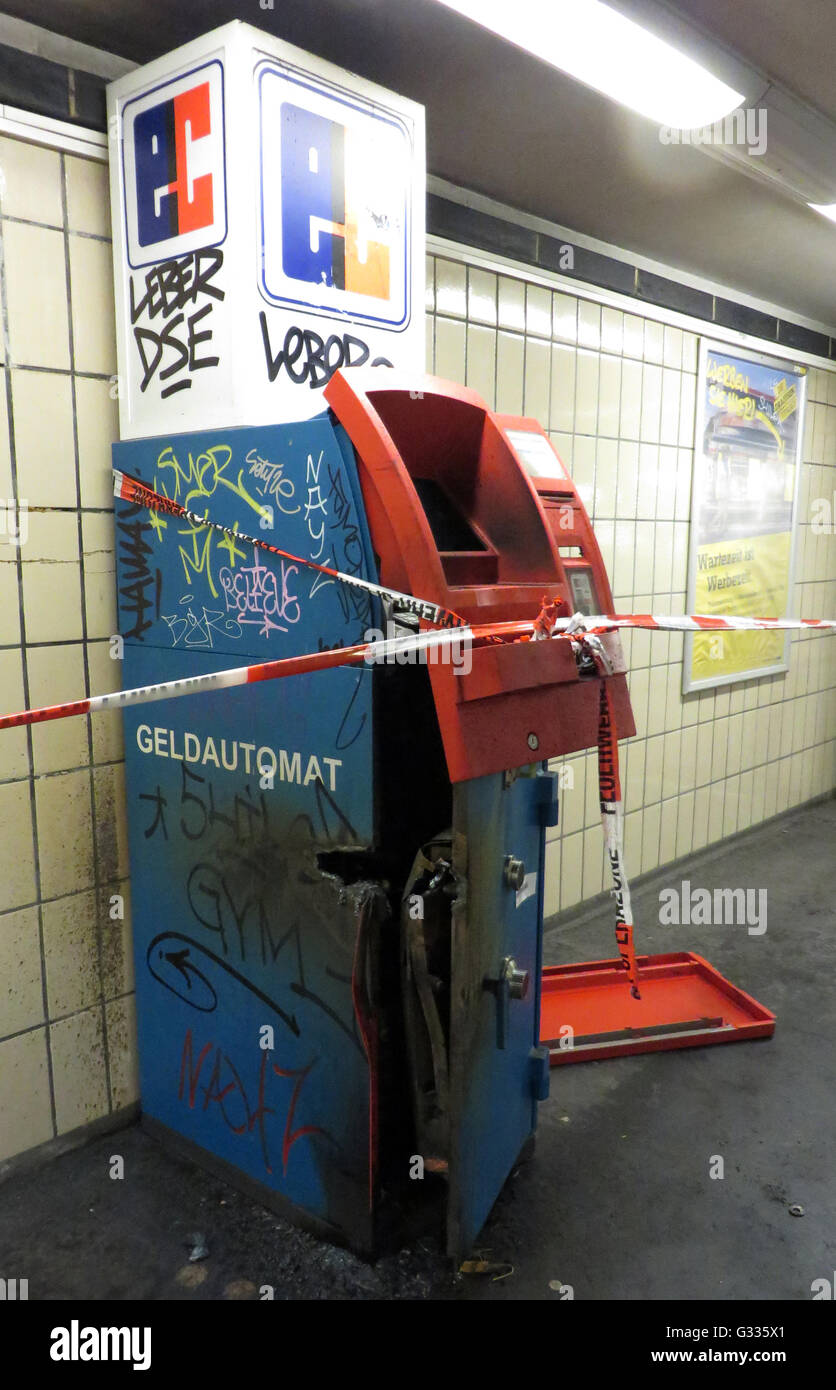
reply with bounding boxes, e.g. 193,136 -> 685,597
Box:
637,269 -> 713,321
0,42 -> 106,132
428,192 -> 835,359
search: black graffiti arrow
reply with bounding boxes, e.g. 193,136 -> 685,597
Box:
165,946 -> 208,992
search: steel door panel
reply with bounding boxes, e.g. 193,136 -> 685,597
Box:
447,768 -> 548,1259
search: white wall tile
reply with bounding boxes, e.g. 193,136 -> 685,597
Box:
575,350 -> 599,435
619,358 -> 642,440
577,299 -> 601,350
27,644 -> 89,775
526,284 -> 552,339
594,438 -> 618,518
35,768 -> 95,899
640,363 -> 663,442
464,266 -> 495,326
0,1029 -> 52,1161
660,368 -> 681,446
64,155 -> 111,237
106,994 -> 139,1109
0,647 -> 28,777
0,779 -> 36,912
0,905 -> 43,1033
552,292 -> 578,343
600,307 -> 623,356
434,317 -> 466,382
42,889 -> 100,1016
4,222 -> 70,370
524,338 -> 550,423
498,276 -> 526,332
643,319 -> 664,365
50,1006 -> 109,1134
434,258 -> 467,317
424,255 -> 435,311
465,322 -> 496,407
496,332 -> 525,414
76,375 -> 119,509
622,313 -> 644,360
598,354 -> 621,438
549,343 -> 576,433
69,237 -> 117,375
0,137 -> 63,225
12,369 -> 77,508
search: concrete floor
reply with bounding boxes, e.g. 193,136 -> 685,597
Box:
1,799 -> 833,1301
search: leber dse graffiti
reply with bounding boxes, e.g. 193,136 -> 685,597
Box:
129,249 -> 225,401
126,244 -> 395,405
114,414 -> 381,1226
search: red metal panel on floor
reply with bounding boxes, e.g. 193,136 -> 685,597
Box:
541,952 -> 775,1064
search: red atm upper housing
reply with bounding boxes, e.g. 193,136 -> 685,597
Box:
325,370 -> 635,782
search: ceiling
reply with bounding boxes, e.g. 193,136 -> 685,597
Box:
5,0 -> 836,328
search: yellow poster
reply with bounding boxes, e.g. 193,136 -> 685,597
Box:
685,343 -> 806,692
691,531 -> 790,681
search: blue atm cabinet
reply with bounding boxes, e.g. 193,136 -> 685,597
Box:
114,397 -> 561,1259
115,414 -> 386,1250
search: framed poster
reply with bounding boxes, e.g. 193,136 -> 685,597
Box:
683,340 -> 807,693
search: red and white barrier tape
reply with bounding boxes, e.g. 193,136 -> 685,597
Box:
0,625 -> 480,732
113,469 -> 468,631
597,680 -> 641,999
5,605 -> 831,733
546,612 -> 836,635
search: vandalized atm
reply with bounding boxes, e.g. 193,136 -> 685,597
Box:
114,370 -> 635,1258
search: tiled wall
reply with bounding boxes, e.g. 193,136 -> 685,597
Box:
0,135 -> 833,1166
0,135 -> 134,1166
425,252 -> 836,916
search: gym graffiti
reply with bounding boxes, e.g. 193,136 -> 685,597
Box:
140,756 -> 367,1176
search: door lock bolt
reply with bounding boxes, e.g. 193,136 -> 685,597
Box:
503,956 -> 530,1000
504,855 -> 526,891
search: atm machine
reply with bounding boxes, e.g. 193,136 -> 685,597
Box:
115,370 -> 634,1260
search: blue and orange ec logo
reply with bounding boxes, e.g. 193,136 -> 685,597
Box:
259,66 -> 410,329
134,83 -> 214,247
123,61 -> 226,269
280,105 -> 390,301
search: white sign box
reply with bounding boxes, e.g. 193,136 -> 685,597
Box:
107,21 -> 425,438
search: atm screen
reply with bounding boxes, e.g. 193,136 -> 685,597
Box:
506,429 -> 563,478
568,567 -> 600,614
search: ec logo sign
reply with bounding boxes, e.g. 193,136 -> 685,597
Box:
259,64 -> 411,330
280,106 -> 390,301
122,60 -> 226,269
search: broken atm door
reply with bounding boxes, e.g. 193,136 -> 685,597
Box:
404,766 -> 554,1260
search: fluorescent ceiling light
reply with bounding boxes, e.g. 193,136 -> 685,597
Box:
434,0 -> 744,129
809,202 -> 836,225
